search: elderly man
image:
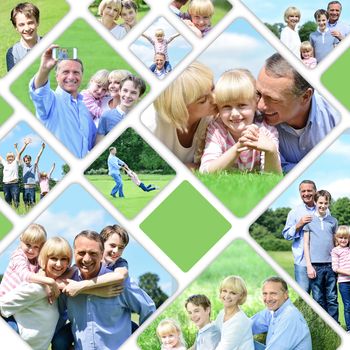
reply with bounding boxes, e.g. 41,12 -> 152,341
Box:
256,53 -> 339,173
29,45 -> 96,158
327,1 -> 350,40
252,276 -> 312,350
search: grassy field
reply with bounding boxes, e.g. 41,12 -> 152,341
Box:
86,174 -> 175,219
196,171 -> 283,217
137,240 -> 340,350
0,192 -> 43,216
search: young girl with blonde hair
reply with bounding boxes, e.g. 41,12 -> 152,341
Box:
156,318 -> 186,350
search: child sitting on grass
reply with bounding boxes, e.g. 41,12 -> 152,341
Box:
156,319 -> 187,350
199,69 -> 281,174
184,0 -> 214,37
81,69 -> 110,127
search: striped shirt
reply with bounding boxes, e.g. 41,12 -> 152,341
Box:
0,248 -> 39,296
331,246 -> 350,283
81,89 -> 105,124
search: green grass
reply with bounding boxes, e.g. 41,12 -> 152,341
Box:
196,171 -> 283,217
0,192 -> 43,216
137,240 -> 340,350
0,0 -> 69,76
86,174 -> 175,219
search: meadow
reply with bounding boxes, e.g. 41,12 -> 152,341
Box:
137,240 -> 341,350
86,174 -> 175,219
0,192 -> 43,216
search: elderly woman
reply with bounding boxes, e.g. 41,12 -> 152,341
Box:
142,61 -> 217,168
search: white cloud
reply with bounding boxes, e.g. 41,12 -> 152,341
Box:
327,139 -> 350,157
326,179 -> 350,199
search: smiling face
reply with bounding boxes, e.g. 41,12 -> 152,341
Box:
286,14 -> 300,29
6,154 -> 15,164
15,13 -> 39,44
121,7 -> 137,27
119,80 -> 140,110
299,183 -> 316,207
46,255 -> 70,279
328,3 -> 341,24
219,287 -> 242,309
336,235 -> 349,248
186,302 -> 210,329
155,54 -> 166,70
103,233 -> 125,265
159,331 -> 180,349
56,60 -> 83,98
317,14 -> 328,32
89,80 -> 108,100
316,195 -> 329,217
191,14 -> 211,32
20,239 -> 41,261
262,281 -> 288,311
102,3 -> 120,21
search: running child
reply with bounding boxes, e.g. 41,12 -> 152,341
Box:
120,0 -> 138,33
98,0 -> 126,39
199,69 -> 281,174
37,162 -> 55,199
300,41 -> 317,69
156,319 -> 187,350
331,225 -> 350,331
81,69 -> 110,127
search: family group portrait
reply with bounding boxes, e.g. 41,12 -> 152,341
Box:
141,17 -> 340,217
0,184 -> 176,349
250,132 -> 350,334
137,240 -> 340,350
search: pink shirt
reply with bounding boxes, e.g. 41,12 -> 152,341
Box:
331,246 -> 350,283
125,169 -> 141,186
0,248 -> 39,296
81,89 -> 104,123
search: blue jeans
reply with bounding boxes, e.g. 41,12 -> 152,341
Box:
3,183 -> 20,207
139,182 -> 156,192
1,315 -> 19,333
294,264 -> 311,293
339,281 -> 350,330
310,263 -> 339,322
51,322 -> 74,350
254,341 -> 266,350
23,187 -> 36,206
111,174 -> 124,197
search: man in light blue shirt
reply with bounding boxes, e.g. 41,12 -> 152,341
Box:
29,45 -> 96,158
108,146 -> 127,198
282,180 -> 317,293
256,53 -> 339,173
327,1 -> 350,40
252,276 -> 312,350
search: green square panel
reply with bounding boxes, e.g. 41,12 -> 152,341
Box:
0,97 -> 13,126
322,48 -> 350,111
140,181 -> 231,271
0,212 -> 12,240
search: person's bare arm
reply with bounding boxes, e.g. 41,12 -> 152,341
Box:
16,138 -> 31,162
34,142 -> 45,169
34,45 -> 59,89
48,162 -> 55,178
95,133 -> 104,145
168,33 -> 180,43
141,33 -> 153,43
303,231 -> 316,279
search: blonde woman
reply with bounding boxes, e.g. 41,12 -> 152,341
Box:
98,0 -> 126,39
142,61 -> 216,168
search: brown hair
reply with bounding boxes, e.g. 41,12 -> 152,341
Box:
10,2 -> 40,27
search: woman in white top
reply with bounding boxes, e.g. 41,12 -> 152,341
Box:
214,275 -> 254,350
141,61 -> 217,169
280,6 -> 302,57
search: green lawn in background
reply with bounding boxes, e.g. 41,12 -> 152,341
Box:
0,0 -> 69,76
0,192 -> 42,216
0,97 -> 14,126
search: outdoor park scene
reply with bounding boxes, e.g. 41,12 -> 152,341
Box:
84,128 -> 176,219
137,239 -> 340,350
250,131 -> 350,333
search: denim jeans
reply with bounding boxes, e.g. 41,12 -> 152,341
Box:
111,174 -> 124,197
294,264 -> 311,293
310,263 -> 339,322
23,187 -> 36,206
3,183 -> 20,207
51,322 -> 74,350
339,282 -> 350,330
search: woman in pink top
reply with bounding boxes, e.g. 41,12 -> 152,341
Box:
37,162 -> 55,199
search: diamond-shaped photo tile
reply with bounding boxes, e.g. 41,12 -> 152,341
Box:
241,0 -> 350,69
88,0 -> 151,40
169,0 -> 233,38
130,16 -> 192,80
85,127 -> 176,219
0,183 -> 177,349
140,181 -> 231,271
1,0 -> 70,76
0,121 -> 67,215
0,212 -> 12,240
0,97 -> 14,126
10,18 -> 148,158
250,130 -> 350,333
137,239 -> 341,349
141,17 -> 340,217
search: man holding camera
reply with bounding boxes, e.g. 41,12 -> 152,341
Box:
29,45 -> 96,158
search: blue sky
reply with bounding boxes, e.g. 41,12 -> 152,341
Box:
0,184 -> 177,295
272,131 -> 350,209
241,0 -> 350,26
0,121 -> 65,181
130,17 -> 192,70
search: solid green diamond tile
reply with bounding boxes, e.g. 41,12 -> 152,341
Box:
322,48 -> 350,111
0,212 -> 12,240
0,97 -> 13,126
140,181 -> 231,271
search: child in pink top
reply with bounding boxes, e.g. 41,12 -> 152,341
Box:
200,69 -> 282,174
37,162 -> 55,199
123,166 -> 157,192
300,41 -> 317,69
331,225 -> 350,331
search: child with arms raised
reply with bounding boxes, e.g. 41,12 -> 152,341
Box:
200,69 -> 281,174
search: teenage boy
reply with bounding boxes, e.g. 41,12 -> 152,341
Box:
6,3 -> 41,71
185,294 -> 220,350
96,75 -> 146,143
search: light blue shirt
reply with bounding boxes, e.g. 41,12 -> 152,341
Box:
252,299 -> 312,350
97,106 -> 125,136
62,264 -> 156,350
282,203 -> 316,266
108,154 -> 125,176
327,20 -> 350,38
29,78 -> 96,158
195,322 -> 221,350
277,92 -> 339,173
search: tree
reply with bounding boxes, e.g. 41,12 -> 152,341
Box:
138,272 -> 168,308
331,197 -> 350,225
265,22 -> 284,38
299,21 -> 317,42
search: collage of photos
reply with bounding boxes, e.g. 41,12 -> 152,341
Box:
0,0 -> 350,349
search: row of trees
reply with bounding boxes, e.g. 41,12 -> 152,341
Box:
266,21 -> 317,42
250,197 -> 350,251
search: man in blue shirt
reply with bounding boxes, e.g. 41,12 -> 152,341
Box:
327,1 -> 350,40
252,276 -> 312,350
29,45 -> 96,158
256,53 -> 339,173
108,146 -> 128,198
282,180 -> 317,293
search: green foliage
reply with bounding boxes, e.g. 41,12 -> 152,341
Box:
299,21 -> 317,42
265,22 -> 284,38
330,197 -> 350,225
62,164 -> 70,175
138,273 -> 168,308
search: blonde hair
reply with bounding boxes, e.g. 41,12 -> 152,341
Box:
89,69 -> 109,87
156,319 -> 186,347
154,61 -> 213,132
98,0 -> 122,17
6,152 -> 15,159
188,0 -> 214,17
109,69 -> 132,82
20,223 -> 47,246
155,28 -> 165,37
214,68 -> 257,107
335,225 -> 350,246
300,41 -> 314,54
219,275 -> 248,305
38,237 -> 72,270
284,6 -> 301,22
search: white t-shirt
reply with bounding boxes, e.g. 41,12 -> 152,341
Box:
280,26 -> 301,57
111,25 -> 127,39
1,159 -> 19,183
